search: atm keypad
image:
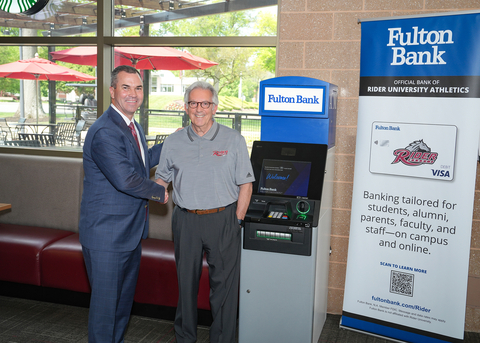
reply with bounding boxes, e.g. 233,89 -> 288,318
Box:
268,211 -> 289,219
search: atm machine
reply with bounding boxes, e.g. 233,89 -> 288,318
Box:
238,77 -> 337,343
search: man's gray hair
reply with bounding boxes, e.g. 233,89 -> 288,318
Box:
184,81 -> 218,107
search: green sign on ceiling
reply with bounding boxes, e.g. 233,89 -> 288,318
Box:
0,0 -> 50,15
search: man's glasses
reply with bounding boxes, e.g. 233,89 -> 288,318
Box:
187,101 -> 214,109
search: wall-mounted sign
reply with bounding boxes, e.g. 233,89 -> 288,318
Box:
0,0 -> 50,15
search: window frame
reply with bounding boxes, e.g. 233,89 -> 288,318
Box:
0,0 -> 278,156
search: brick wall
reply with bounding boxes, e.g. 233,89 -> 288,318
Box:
277,0 -> 480,332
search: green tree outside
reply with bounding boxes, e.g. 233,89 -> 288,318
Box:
153,9 -> 276,103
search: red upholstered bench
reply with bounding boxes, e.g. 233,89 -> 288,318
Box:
135,238 -> 211,310
0,224 -> 74,286
0,224 -> 211,311
40,233 -> 91,293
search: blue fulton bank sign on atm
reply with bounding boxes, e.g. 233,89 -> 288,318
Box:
259,76 -> 338,147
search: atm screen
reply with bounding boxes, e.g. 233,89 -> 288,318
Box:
258,159 -> 311,197
250,141 -> 328,200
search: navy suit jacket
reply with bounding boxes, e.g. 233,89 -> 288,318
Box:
79,105 -> 165,252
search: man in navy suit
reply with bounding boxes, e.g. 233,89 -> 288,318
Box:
79,65 -> 168,343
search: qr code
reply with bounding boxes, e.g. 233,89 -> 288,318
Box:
390,270 -> 414,297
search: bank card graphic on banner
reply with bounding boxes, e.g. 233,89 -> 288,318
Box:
342,11 -> 480,343
369,122 -> 457,181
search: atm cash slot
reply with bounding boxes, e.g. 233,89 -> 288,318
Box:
256,230 -> 292,241
243,222 -> 312,256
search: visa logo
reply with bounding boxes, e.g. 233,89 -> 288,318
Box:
432,169 -> 450,177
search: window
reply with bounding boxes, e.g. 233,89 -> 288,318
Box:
0,0 -> 277,153
151,76 -> 158,93
160,85 -> 173,93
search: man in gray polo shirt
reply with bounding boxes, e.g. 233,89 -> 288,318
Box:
155,80 -> 254,343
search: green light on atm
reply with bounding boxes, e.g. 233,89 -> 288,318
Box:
296,214 -> 307,220
296,201 -> 310,215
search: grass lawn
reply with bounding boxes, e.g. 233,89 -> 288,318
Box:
142,114 -> 183,130
149,94 -> 182,109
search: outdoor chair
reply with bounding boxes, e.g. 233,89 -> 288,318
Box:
65,119 -> 86,146
84,98 -> 97,107
18,133 -> 55,146
81,110 -> 97,129
4,139 -> 41,147
15,117 -> 27,127
0,118 -> 13,140
55,122 -> 76,145
0,128 -> 8,141
8,118 -> 27,139
155,134 -> 169,145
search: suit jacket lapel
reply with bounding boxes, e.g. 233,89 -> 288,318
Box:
135,122 -> 149,169
107,106 -> 146,171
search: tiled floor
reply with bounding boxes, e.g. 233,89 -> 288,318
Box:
1,295 -> 479,343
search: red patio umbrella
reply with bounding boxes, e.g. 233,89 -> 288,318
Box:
50,46 -> 218,70
0,54 -> 96,123
0,55 -> 97,81
49,46 -> 98,67
114,47 -> 218,70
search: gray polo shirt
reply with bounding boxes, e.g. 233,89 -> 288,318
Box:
155,120 -> 255,210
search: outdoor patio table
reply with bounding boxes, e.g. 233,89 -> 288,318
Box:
15,123 -> 57,134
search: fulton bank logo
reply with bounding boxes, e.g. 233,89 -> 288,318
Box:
392,139 -> 438,166
263,86 -> 325,112
387,26 -> 454,66
268,94 -> 320,104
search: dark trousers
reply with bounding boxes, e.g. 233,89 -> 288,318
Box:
82,243 -> 142,343
172,204 -> 240,343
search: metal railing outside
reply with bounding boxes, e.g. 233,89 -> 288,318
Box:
53,104 -> 97,123
14,106 -> 262,152
146,109 -> 261,152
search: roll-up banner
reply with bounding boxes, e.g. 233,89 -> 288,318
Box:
342,11 -> 480,343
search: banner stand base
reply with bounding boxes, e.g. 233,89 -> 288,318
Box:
339,322 -> 407,343
341,314 -> 461,343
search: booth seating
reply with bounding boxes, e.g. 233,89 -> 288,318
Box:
0,153 -> 211,310
0,223 -> 74,286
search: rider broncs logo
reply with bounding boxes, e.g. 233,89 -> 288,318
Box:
391,140 -> 438,167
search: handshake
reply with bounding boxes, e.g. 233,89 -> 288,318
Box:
154,178 -> 169,204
